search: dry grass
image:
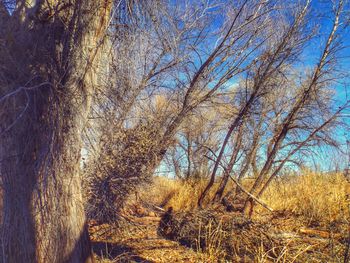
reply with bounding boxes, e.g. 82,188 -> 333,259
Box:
139,176 -> 238,212
142,171 -> 350,225
138,171 -> 350,262
157,207 -> 333,262
139,176 -> 209,211
91,219 -> 205,263
260,170 -> 349,226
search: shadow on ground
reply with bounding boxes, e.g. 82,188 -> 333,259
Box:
92,241 -> 154,263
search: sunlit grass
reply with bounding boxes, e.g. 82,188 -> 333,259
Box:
260,170 -> 349,225
142,170 -> 350,225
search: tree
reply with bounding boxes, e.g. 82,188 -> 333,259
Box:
86,0 -> 278,212
198,0 -> 313,207
243,0 -> 350,214
160,95 -> 230,181
198,0 -> 350,211
0,0 -> 113,262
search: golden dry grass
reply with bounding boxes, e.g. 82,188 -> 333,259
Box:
260,170 -> 349,225
138,170 -> 350,261
94,170 -> 350,262
139,176 -> 238,212
142,170 -> 350,225
139,176 -> 208,211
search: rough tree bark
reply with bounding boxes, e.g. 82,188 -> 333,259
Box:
0,0 -> 112,262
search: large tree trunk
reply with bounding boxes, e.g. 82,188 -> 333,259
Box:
0,1 -> 112,262
1,90 -> 94,263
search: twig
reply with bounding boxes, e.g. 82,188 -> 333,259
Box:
150,204 -> 165,212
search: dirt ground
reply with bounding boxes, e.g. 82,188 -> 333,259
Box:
90,216 -> 206,263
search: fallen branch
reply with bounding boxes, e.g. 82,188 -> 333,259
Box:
299,228 -> 342,239
205,154 -> 273,212
228,174 -> 273,212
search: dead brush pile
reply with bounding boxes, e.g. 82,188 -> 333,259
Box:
158,208 -> 350,262
135,171 -> 350,261
157,208 -> 282,261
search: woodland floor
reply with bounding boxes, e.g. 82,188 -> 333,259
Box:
90,215 -> 205,263
90,205 -> 350,263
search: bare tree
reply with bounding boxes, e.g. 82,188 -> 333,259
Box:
197,0 -> 350,212
198,0 -> 313,207
86,0 -> 283,212
243,0 -> 350,214
195,0 -> 350,215
165,101 -> 228,181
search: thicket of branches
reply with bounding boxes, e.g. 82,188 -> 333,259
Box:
80,0 -> 350,222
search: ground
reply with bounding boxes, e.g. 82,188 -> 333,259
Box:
90,173 -> 350,262
90,215 -> 205,262
90,208 -> 349,263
